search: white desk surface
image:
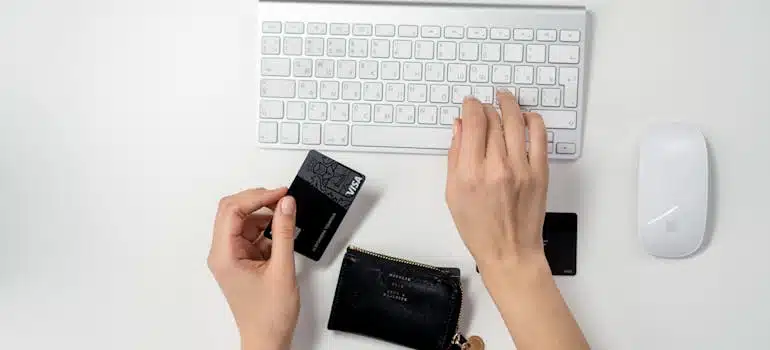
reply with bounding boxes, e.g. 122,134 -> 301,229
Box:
2,0 -> 770,349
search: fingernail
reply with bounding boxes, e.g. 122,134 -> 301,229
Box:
464,96 -> 478,103
497,88 -> 513,96
452,119 -> 458,136
279,196 -> 295,215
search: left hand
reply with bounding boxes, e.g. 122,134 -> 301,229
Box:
208,187 -> 299,350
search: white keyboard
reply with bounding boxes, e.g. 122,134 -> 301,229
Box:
257,1 -> 587,159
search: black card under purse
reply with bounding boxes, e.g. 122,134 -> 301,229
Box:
327,246 -> 467,350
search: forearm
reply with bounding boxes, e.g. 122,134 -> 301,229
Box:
480,255 -> 589,350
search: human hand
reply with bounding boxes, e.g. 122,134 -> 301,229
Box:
445,91 -> 550,273
208,187 -> 299,350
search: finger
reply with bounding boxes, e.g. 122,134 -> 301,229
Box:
240,213 -> 274,242
459,97 -> 488,165
523,112 -> 549,178
447,118 -> 462,171
482,104 -> 506,159
214,187 -> 287,239
496,90 -> 528,165
269,196 -> 297,273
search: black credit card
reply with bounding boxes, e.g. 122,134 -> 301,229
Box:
543,212 -> 578,276
476,212 -> 578,276
264,150 -> 365,261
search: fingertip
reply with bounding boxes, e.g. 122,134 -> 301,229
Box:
277,195 -> 296,216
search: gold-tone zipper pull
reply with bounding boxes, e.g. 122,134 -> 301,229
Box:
450,333 -> 485,350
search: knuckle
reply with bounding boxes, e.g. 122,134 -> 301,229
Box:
217,196 -> 234,211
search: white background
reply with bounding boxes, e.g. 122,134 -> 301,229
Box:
2,0 -> 770,349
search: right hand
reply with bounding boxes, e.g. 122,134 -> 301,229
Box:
445,91 -> 550,272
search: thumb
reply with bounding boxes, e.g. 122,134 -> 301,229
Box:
270,196 -> 297,271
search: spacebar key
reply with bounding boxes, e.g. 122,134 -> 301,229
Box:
351,125 -> 452,149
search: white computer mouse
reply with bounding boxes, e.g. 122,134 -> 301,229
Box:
637,123 -> 709,258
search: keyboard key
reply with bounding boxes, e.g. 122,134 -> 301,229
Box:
526,44 -> 546,63
297,80 -> 318,98
452,85 -> 471,103
386,83 -> 405,102
259,100 -> 283,119
559,67 -> 579,107
418,105 -> 438,124
445,26 -> 464,39
260,79 -> 296,98
352,103 -> 371,122
320,81 -> 340,100
363,82 -> 383,101
490,28 -> 511,40
514,66 -> 534,84
393,40 -> 412,59
286,101 -> 306,120
513,29 -> 534,41
481,43 -> 501,62
351,125 -> 452,149
293,58 -> 313,77
474,85 -> 494,104
315,59 -> 334,78
337,60 -> 357,79
422,26 -> 441,38
440,106 -> 460,125
549,45 -> 580,64
359,60 -> 378,79
262,22 -> 281,34
547,131 -> 554,142
353,23 -> 373,36
556,142 -> 576,154
492,65 -> 512,84
536,29 -> 557,42
349,38 -> 368,57
309,102 -> 328,121
259,122 -> 278,143
371,39 -> 390,58
261,58 -> 290,77
283,37 -> 303,55
305,37 -> 324,56
547,142 -> 554,154
281,122 -> 300,144
330,23 -> 350,35
382,61 -> 400,80
374,104 -> 394,123
403,62 -> 423,81
467,27 -> 488,39
375,24 -> 396,37
285,22 -> 304,34
407,84 -> 428,103
425,63 -> 445,81
560,30 -> 581,42
301,123 -> 321,145
324,124 -> 349,145
342,81 -> 362,100
396,105 -> 416,124
437,42 -> 457,60
531,110 -> 577,129
415,41 -> 435,59
459,42 -> 479,61
430,84 -> 450,103
541,88 -> 561,107
518,87 -> 538,106
307,22 -> 327,35
503,43 -> 523,62
469,64 -> 489,83
537,66 -> 557,85
327,38 -> 347,57
261,36 -> 280,55
398,25 -> 419,38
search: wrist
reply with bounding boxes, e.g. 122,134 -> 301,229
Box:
478,252 -> 552,297
241,334 -> 290,350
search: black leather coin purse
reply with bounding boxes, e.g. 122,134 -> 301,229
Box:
328,246 -> 469,350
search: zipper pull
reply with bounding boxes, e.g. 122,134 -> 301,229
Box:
450,334 -> 485,350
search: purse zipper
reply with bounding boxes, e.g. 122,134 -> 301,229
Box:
347,246 -> 467,349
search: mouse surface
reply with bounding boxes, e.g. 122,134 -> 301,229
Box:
638,124 -> 709,258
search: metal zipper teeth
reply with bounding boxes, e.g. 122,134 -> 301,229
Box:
347,245 -> 465,346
